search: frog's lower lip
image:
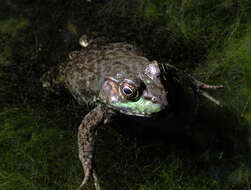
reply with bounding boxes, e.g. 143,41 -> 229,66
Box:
133,113 -> 152,117
135,108 -> 169,118
119,110 -> 160,117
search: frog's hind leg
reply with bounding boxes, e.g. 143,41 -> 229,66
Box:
77,105 -> 105,190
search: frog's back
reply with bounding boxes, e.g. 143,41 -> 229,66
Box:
64,42 -> 151,105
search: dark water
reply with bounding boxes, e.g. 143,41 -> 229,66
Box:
0,1 -> 250,190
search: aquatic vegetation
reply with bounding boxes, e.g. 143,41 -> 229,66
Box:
0,0 -> 250,189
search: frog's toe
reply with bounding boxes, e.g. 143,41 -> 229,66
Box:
78,168 -> 100,190
93,169 -> 101,190
78,169 -> 90,190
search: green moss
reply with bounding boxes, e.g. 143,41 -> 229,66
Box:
137,0 -> 161,20
0,0 -> 250,189
0,18 -> 29,36
136,154 -> 251,190
0,108 -> 82,190
194,30 -> 251,122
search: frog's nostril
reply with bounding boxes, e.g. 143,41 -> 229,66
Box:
151,96 -> 158,103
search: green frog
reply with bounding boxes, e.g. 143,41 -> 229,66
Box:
41,35 -> 223,190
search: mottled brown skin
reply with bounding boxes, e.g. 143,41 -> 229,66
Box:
42,38 -> 168,190
41,35 -> 222,190
68,42 -> 167,190
65,42 -> 152,105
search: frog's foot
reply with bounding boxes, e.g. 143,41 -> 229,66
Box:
78,152 -> 100,190
78,158 -> 91,189
161,63 -> 223,106
92,170 -> 100,190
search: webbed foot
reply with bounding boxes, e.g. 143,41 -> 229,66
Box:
77,156 -> 100,190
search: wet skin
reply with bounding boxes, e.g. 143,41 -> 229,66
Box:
41,34 -> 224,189
42,37 -> 168,190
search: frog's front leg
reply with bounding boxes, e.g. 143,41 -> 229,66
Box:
77,105 -> 113,190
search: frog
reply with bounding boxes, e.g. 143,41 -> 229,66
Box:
41,35 -> 223,190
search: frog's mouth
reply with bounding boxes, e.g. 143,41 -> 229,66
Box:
108,97 -> 167,117
118,108 -> 159,117
118,107 -> 152,117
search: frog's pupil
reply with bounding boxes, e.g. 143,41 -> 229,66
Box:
123,87 -> 133,95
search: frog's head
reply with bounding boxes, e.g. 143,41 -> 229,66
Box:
98,61 -> 168,117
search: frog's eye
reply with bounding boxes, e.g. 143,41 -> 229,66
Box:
121,83 -> 139,100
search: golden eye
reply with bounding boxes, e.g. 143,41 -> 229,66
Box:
121,83 -> 138,99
